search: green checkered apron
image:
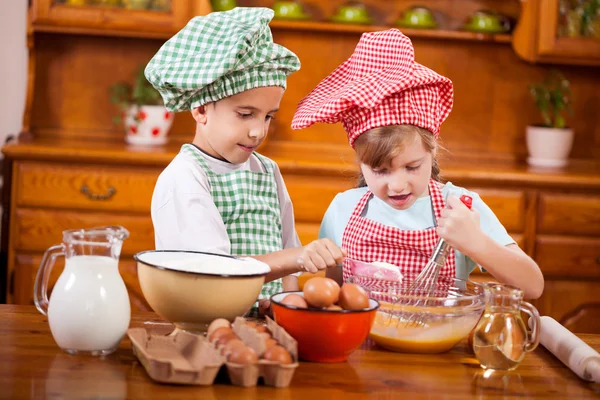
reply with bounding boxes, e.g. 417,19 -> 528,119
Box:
182,144 -> 283,314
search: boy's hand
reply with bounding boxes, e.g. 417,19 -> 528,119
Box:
258,299 -> 272,318
297,238 -> 347,274
436,195 -> 483,255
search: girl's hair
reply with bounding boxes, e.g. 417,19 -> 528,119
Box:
354,124 -> 441,187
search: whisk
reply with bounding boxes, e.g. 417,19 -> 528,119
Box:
393,194 -> 473,327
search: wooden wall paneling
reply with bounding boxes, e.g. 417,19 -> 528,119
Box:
271,27 -> 600,162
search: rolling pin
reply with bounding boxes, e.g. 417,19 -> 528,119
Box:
530,316 -> 600,382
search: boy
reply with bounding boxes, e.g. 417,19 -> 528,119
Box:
146,8 -> 345,315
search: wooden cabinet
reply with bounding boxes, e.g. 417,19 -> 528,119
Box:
3,0 -> 599,333
5,158 -> 159,311
29,0 -> 211,38
513,0 -> 600,66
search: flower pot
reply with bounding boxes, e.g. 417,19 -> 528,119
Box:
526,125 -> 574,168
124,105 -> 174,146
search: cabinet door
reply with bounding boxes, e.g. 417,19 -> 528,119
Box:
30,0 -> 212,38
513,0 -> 600,65
12,253 -> 151,312
537,280 -> 600,334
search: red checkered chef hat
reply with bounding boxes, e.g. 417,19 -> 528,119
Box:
292,29 -> 454,147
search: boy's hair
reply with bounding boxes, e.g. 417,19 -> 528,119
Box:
354,124 -> 441,187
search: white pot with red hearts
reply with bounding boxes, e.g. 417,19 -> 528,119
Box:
124,105 -> 174,146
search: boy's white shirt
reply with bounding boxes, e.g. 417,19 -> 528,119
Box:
151,146 -> 302,262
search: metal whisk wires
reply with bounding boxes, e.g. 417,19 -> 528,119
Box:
391,194 -> 473,328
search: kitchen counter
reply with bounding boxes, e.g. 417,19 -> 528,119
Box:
3,136 -> 600,189
1,305 -> 599,399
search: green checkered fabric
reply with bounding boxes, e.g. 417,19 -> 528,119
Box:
145,7 -> 300,112
182,144 -> 283,314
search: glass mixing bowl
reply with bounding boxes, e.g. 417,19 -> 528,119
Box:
349,274 -> 485,353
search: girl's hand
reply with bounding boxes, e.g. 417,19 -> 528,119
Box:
297,238 -> 347,274
436,195 -> 484,255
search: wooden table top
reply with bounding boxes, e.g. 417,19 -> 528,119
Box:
2,305 -> 599,399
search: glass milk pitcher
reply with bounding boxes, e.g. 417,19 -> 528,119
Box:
472,283 -> 540,371
34,226 -> 131,356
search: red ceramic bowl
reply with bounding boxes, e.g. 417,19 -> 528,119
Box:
270,291 -> 379,362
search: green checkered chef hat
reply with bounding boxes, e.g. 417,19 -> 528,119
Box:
145,7 -> 301,112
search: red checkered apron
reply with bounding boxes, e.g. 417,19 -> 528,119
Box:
341,179 -> 455,288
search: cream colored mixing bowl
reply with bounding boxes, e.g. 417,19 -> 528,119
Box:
135,250 -> 270,333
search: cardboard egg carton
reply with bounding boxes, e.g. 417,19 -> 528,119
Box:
127,316 -> 298,388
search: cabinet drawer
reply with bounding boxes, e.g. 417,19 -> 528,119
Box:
16,161 -> 161,213
538,193 -> 600,236
284,173 -> 355,223
535,236 -> 600,279
14,208 -> 155,256
468,188 -> 526,233
11,253 -> 150,312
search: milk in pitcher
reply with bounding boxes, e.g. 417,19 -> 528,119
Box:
48,255 -> 131,355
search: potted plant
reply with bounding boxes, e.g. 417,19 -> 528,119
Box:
110,67 -> 174,146
526,70 -> 574,168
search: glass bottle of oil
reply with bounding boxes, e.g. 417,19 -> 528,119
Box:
472,283 -> 540,371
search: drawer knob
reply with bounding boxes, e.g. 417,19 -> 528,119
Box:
80,185 -> 116,201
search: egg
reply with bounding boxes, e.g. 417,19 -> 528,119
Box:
215,332 -> 238,347
245,321 -> 258,329
303,277 -> 339,308
208,326 -> 234,343
255,325 -> 271,335
328,304 -> 343,311
207,318 -> 231,338
338,283 -> 370,310
281,293 -> 308,308
258,332 -> 272,341
265,338 -> 278,349
262,345 -> 292,364
227,345 -> 258,364
222,338 -> 245,356
323,278 -> 341,300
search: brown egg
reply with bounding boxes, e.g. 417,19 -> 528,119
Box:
281,293 -> 308,308
259,332 -> 272,341
245,321 -> 258,329
338,283 -> 370,310
208,326 -> 234,343
262,345 -> 292,364
265,338 -> 278,349
228,345 -> 258,364
303,277 -> 338,308
222,338 -> 245,356
328,305 -> 343,311
255,325 -> 271,335
207,318 -> 230,338
215,332 -> 238,347
323,278 -> 341,301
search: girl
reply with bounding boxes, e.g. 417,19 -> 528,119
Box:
146,8 -> 345,316
292,29 -> 543,299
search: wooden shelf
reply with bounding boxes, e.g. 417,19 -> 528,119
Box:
269,20 -> 512,43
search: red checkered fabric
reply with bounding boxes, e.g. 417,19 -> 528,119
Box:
341,179 -> 456,286
291,29 -> 453,147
